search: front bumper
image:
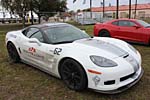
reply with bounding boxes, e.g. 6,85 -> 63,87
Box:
91,68 -> 144,94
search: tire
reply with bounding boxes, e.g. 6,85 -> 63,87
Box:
7,42 -> 20,63
60,59 -> 87,91
99,30 -> 110,37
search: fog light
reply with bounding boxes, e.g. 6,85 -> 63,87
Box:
92,76 -> 101,86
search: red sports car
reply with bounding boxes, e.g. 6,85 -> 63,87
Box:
94,19 -> 150,45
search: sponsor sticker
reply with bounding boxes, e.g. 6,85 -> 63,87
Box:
23,47 -> 44,60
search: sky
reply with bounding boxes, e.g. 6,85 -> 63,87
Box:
67,0 -> 150,11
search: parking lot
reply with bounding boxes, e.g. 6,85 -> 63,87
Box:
0,23 -> 150,100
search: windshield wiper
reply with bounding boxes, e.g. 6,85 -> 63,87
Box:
53,40 -> 73,44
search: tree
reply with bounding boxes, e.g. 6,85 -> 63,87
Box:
31,0 -> 67,23
77,9 -> 81,13
1,0 -> 67,24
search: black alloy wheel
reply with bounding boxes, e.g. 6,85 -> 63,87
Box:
7,42 -> 20,63
60,59 -> 87,91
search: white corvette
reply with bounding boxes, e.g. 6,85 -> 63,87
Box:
5,23 -> 143,94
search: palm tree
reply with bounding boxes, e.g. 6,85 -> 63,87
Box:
102,0 -> 105,18
90,0 -> 92,18
116,0 -> 119,19
134,0 -> 137,19
129,0 -> 131,19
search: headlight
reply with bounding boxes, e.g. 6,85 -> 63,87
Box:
128,44 -> 137,54
90,56 -> 118,67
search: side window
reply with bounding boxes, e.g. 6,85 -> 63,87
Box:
118,21 -> 129,27
118,20 -> 136,27
112,21 -> 118,26
30,31 -> 44,42
26,28 -> 39,38
128,21 -> 136,27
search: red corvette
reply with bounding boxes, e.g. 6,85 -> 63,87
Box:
94,19 -> 150,45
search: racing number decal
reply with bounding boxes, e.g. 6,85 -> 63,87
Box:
54,48 -> 62,55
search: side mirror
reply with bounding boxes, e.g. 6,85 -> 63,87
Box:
29,38 -> 41,46
133,25 -> 141,28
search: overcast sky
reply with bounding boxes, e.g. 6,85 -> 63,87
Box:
67,0 -> 150,11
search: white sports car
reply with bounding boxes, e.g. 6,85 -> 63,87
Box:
5,23 -> 143,94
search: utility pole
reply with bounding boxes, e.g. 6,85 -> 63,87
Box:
116,0 -> 119,19
134,0 -> 137,19
129,0 -> 131,19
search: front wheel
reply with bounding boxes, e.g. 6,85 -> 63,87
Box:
60,59 -> 87,91
7,42 -> 20,63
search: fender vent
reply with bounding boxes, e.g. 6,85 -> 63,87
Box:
18,47 -> 21,54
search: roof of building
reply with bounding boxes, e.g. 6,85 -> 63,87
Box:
91,3 -> 150,12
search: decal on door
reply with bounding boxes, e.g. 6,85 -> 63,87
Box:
23,47 -> 44,60
28,47 -> 36,53
54,48 -> 62,55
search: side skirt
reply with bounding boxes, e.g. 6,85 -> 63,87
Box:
21,59 -> 60,79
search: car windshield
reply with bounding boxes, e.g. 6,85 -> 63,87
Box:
137,20 -> 150,28
43,25 -> 90,44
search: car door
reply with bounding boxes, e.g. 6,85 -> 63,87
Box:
20,27 -> 60,74
110,21 -> 121,37
115,20 -> 143,42
29,32 -> 58,72
18,27 -> 51,70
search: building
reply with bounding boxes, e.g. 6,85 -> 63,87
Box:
91,3 -> 150,19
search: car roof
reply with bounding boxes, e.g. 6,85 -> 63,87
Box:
29,23 -> 69,29
107,18 -> 137,23
105,18 -> 137,24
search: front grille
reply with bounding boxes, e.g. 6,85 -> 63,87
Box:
120,72 -> 135,82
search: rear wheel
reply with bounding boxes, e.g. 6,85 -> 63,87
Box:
99,30 -> 110,37
7,42 -> 20,63
60,59 -> 87,91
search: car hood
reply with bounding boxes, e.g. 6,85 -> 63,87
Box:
72,38 -> 128,58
